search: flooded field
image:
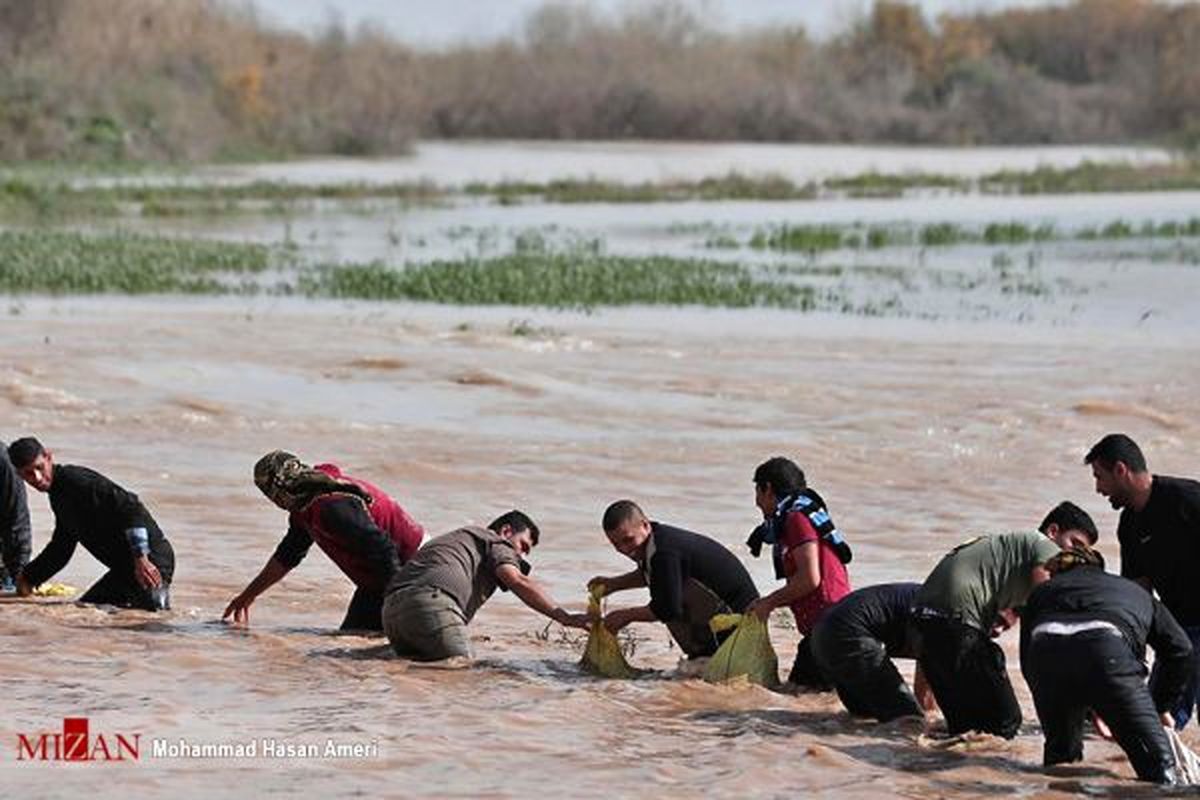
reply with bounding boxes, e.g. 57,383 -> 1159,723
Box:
1,141 -> 1199,796
197,140 -> 1173,187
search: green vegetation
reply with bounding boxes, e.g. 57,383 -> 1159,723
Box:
0,229 -> 274,294
2,213 -> 1193,314
749,225 -> 844,253
1078,218 -> 1200,240
0,228 -> 817,309
299,254 -> 817,310
980,161 -> 1200,195
919,223 -> 968,247
746,218 -> 1200,252
824,172 -> 969,198
982,222 -> 1055,244
6,163 -> 1200,224
466,174 -> 820,205
0,177 -> 447,221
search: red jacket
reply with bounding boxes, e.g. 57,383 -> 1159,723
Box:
283,464 -> 425,592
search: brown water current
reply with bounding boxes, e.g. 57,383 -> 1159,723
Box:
1,298 -> 1198,797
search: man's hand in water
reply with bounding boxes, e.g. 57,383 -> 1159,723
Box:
133,555 -> 162,590
223,593 -> 254,626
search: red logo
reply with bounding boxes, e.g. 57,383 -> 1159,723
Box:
17,718 -> 140,762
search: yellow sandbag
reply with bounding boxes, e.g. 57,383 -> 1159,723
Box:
580,586 -> 641,679
702,613 -> 778,687
32,582 -> 77,598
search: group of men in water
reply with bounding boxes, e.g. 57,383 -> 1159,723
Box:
2,432 -> 1198,784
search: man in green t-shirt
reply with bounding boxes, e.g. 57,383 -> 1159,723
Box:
912,502 -> 1098,737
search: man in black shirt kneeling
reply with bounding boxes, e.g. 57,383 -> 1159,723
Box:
8,437 -> 174,611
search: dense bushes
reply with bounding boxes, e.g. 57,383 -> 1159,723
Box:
1,0 -> 1198,162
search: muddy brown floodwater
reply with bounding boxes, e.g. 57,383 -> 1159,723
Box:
1,297 -> 1198,797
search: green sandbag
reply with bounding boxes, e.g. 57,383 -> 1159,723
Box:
702,613 -> 779,687
580,586 -> 642,679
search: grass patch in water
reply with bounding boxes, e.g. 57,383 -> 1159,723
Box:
0,229 -> 275,294
0,179 -> 449,221
746,217 -> 1198,252
824,171 -> 969,197
982,222 -> 1056,244
980,160 -> 1200,195
467,173 -> 819,204
6,160 -> 1200,223
299,254 -> 817,310
749,224 -> 846,253
919,222 -> 969,247
1078,218 -> 1200,240
0,228 -> 824,309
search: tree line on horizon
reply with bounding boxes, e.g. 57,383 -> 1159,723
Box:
1,0 -> 1198,163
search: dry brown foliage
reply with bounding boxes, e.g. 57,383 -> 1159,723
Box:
1,0 -> 1197,162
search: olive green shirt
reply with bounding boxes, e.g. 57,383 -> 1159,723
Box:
914,531 -> 1061,631
386,525 -> 523,622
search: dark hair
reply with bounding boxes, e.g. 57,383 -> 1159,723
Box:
7,437 -> 45,470
1038,501 -> 1099,544
488,509 -> 540,546
1084,433 -> 1147,473
753,456 -> 806,496
602,499 -> 645,533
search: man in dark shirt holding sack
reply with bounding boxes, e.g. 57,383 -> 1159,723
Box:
8,437 -> 174,611
1086,432 -> 1200,729
589,499 -> 759,659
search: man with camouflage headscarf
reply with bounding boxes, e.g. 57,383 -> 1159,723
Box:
223,450 -> 426,631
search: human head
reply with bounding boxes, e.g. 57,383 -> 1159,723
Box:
8,437 -> 53,492
253,450 -> 307,511
1084,433 -> 1148,510
488,509 -> 540,558
253,449 -> 372,512
602,500 -> 652,561
1044,545 -> 1106,576
1038,501 -> 1098,550
752,456 -> 806,517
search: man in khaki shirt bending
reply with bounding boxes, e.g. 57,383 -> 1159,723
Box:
382,510 -> 589,662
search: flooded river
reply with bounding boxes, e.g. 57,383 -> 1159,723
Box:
2,141 -> 1198,796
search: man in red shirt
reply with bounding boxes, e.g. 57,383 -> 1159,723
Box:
224,450 -> 426,632
747,456 -> 852,688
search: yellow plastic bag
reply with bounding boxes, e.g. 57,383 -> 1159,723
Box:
580,586 -> 642,679
702,613 -> 778,687
32,582 -> 77,598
